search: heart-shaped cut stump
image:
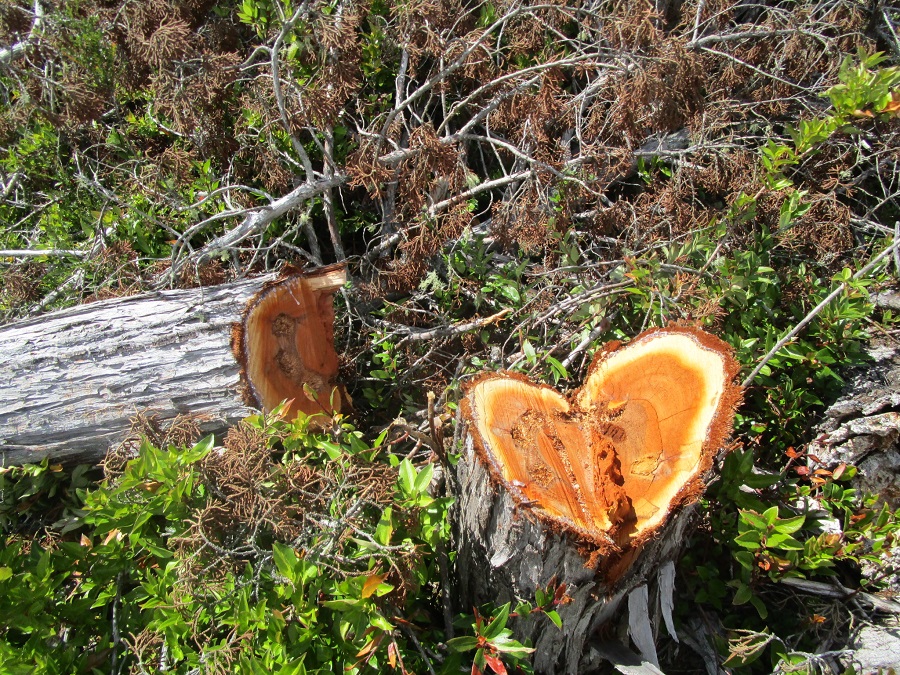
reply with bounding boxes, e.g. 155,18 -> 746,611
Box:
463,325 -> 740,554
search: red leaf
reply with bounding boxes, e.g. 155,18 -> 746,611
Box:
388,641 -> 398,669
553,582 -> 568,604
483,653 -> 508,675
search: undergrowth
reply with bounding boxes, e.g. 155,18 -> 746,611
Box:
0,409 -> 545,674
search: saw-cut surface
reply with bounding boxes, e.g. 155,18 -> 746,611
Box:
232,264 -> 349,421
463,325 -> 740,552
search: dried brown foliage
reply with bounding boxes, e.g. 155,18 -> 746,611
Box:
2,0 -> 897,397
0,261 -> 45,307
165,421 -> 398,587
104,412 -> 204,477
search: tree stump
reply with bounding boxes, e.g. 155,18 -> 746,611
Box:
0,265 -> 347,466
455,326 -> 741,673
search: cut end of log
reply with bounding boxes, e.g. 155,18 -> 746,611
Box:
232,264 -> 350,421
462,324 -> 741,565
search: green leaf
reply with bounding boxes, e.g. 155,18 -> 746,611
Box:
318,441 -> 343,461
272,542 -> 298,583
750,595 -> 768,620
774,515 -> 805,534
322,599 -> 359,612
523,339 -> 536,364
766,533 -> 804,551
447,636 -> 480,652
183,434 -> 214,463
734,551 -> 755,570
399,459 -> 416,494
369,611 -> 395,631
0,567 -> 11,582
546,357 -> 568,380
482,603 -> 510,640
545,610 -> 562,630
739,510 -> 769,531
732,583 -> 752,605
735,530 -> 762,549
375,507 -> 393,546
743,472 -> 782,489
490,635 -> 535,657
414,462 -> 435,494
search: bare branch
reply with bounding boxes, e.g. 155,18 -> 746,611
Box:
0,248 -> 87,258
0,0 -> 43,66
743,237 -> 900,387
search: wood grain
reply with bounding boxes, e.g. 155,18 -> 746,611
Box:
233,264 -> 348,421
464,325 -> 740,551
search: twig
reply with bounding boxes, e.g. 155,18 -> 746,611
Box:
323,124 -> 346,261
386,308 -> 512,343
779,577 -> 900,613
395,621 -> 438,675
690,0 -> 707,45
270,5 -> 315,181
376,4 -> 565,149
0,0 -> 43,66
426,391 -> 448,468
700,46 -> 807,91
110,571 -> 124,675
894,222 -> 900,276
427,170 -> 532,217
743,237 -> 900,387
561,313 -> 614,370
299,203 -> 323,266
1,172 -> 20,200
0,248 -> 87,258
164,174 -> 345,283
689,28 -> 799,48
28,268 -> 84,315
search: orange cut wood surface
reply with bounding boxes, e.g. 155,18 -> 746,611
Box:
232,265 -> 349,421
463,325 -> 740,550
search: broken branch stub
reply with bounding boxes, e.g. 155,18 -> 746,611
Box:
232,264 -> 350,421
456,325 -> 741,672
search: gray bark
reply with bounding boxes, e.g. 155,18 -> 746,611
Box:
0,276 -> 276,466
808,339 -> 900,507
454,432 -> 691,674
807,332 -> 900,599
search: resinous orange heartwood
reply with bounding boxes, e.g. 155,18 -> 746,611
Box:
231,264 -> 350,421
461,325 -> 741,571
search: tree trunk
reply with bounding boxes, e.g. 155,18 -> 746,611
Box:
0,266 -> 347,467
454,326 -> 741,673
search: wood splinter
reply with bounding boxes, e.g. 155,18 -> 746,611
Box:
232,264 -> 350,422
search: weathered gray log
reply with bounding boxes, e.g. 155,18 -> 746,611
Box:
0,276 -> 277,466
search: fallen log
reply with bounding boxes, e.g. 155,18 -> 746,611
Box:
0,265 -> 347,466
455,325 -> 741,674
